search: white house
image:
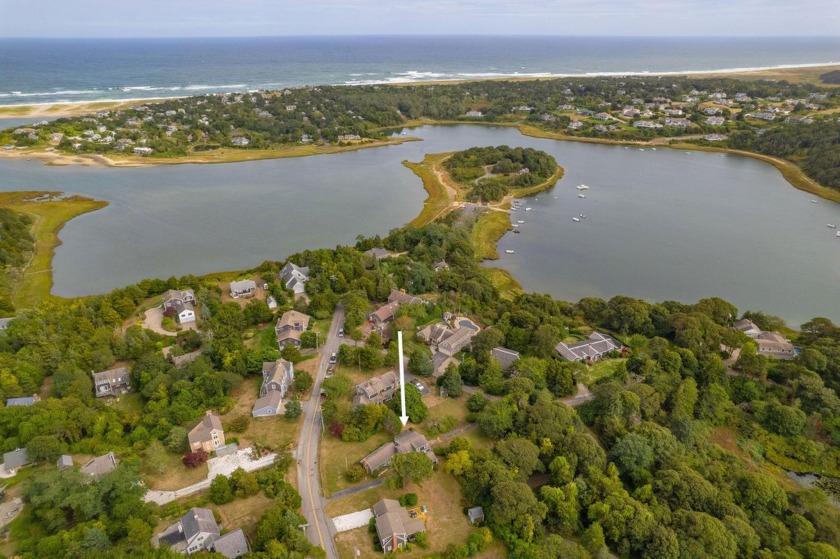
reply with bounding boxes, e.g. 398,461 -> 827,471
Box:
279,262 -> 310,295
229,280 -> 256,299
156,507 -> 220,555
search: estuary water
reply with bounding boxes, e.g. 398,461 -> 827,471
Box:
0,125 -> 838,326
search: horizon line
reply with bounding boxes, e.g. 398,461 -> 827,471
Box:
2,34 -> 840,40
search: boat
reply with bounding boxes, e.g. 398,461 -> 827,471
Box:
828,224 -> 837,229
651,148 -> 657,151
578,194 -> 586,199
639,148 -> 644,151
572,217 -> 580,222
553,196 -> 558,199
517,220 -> 525,224
525,207 -> 532,211
505,250 -> 515,254
576,184 -> 589,190
811,200 -> 819,204
580,214 -> 586,219
512,223 -> 519,227
512,229 -> 520,234
837,231 -> 840,237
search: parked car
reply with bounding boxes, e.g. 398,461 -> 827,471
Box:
338,328 -> 344,337
329,352 -> 337,364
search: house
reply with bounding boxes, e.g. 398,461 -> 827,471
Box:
633,120 -> 663,129
431,352 -> 457,377
157,507 -> 220,555
373,499 -> 426,553
705,116 -> 726,126
81,451 -> 118,478
664,117 -> 690,127
417,323 -> 476,357
168,348 -> 204,367
211,529 -> 249,559
734,318 -> 763,338
388,289 -> 427,306
369,301 -> 400,327
433,260 -> 449,272
491,347 -> 520,372
252,359 -> 294,417
133,146 -> 153,155
275,310 -> 311,348
231,137 -> 250,147
594,112 -> 612,121
162,289 -> 197,324
229,280 -> 256,299
2,449 -> 31,475
567,121 -> 584,130
364,247 -> 393,261
266,296 -> 278,310
279,262 -> 310,295
704,134 -> 729,141
465,110 -> 483,117
57,455 -> 73,471
556,332 -> 621,362
354,371 -> 398,406
6,394 -> 39,407
92,367 -> 131,397
756,332 -> 796,360
467,506 -> 485,524
188,411 -> 226,453
360,430 -> 437,473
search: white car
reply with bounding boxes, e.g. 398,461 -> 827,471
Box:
329,352 -> 337,364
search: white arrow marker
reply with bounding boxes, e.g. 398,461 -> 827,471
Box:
398,331 -> 409,426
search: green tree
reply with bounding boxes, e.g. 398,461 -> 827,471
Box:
581,521 -> 607,557
209,474 -> 234,505
26,435 -> 64,463
244,299 -> 273,326
389,383 -> 428,423
231,467 -> 260,497
439,364 -> 463,397
409,349 -> 434,377
166,426 -> 188,453
390,451 -> 435,487
285,400 -> 303,419
495,437 -> 543,480
293,370 -> 313,394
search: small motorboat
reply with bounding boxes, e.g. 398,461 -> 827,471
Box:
517,220 -> 525,224
837,231 -> 840,237
578,194 -> 586,199
505,249 -> 515,254
577,184 -> 589,190
828,224 -> 837,229
651,148 -> 656,151
580,214 -> 586,219
553,196 -> 558,199
512,223 -> 519,227
811,200 -> 819,204
639,148 -> 644,151
525,207 -> 532,211
572,217 -> 580,222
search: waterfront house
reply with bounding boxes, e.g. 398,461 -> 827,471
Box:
465,110 -> 483,117
81,452 -> 118,478
756,332 -> 796,360
373,499 -> 426,553
275,310 -> 311,348
567,121 -> 584,130
279,262 -> 310,295
364,247 -> 394,261
231,137 -> 250,147
734,318 -> 763,338
556,332 -> 621,362
664,117 -> 691,128
229,279 -> 256,299
163,289 -> 197,324
633,120 -> 662,129
133,147 -> 153,155
188,411 -> 226,453
92,367 -> 131,397
360,429 -> 437,474
704,134 -> 729,141
353,371 -> 398,407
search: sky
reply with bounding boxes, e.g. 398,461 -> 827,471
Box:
1,0 -> 839,38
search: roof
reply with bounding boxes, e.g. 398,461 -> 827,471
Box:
388,289 -> 427,306
362,443 -> 398,472
491,347 -> 520,371
253,390 -> 283,414
374,499 -> 426,542
57,455 -> 73,469
371,301 -> 400,323
365,247 -> 392,260
467,506 -> 485,522
188,411 -> 223,446
162,289 -> 195,304
556,332 -> 620,361
394,430 -> 431,453
3,448 -> 30,470
92,367 -> 130,385
276,310 -> 310,332
229,279 -> 256,293
6,396 -> 36,407
356,371 -> 398,400
80,452 -> 117,478
280,261 -> 310,281
263,359 -> 292,385
439,326 -> 474,351
212,529 -> 249,559
734,318 -> 761,334
171,349 -> 203,367
181,507 -> 220,540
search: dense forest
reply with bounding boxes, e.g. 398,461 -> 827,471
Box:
444,145 -> 559,202
0,209 -> 33,316
3,75 -> 838,189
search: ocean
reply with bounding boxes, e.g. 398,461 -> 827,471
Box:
2,36 -> 840,105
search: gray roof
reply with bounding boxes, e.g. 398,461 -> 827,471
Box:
374,499 -> 425,545
365,247 -> 392,260
188,411 -> 224,447
80,452 -> 117,478
181,507 -> 220,541
212,529 -> 249,559
491,347 -> 520,371
556,332 -> 620,361
230,279 -> 256,294
171,349 -> 203,367
6,396 -> 36,407
467,506 -> 485,523
57,455 -> 73,470
3,448 -> 30,470
252,390 -> 283,415
0,317 -> 14,329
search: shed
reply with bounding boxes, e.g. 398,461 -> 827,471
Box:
57,455 -> 74,471
467,506 -> 485,524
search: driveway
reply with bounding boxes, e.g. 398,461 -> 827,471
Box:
143,447 -> 276,505
141,307 -> 196,336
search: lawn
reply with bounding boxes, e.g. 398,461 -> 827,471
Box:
579,358 -> 626,387
0,191 -> 108,308
142,451 -> 208,491
225,377 -> 302,451
213,492 -> 276,532
331,470 -> 475,559
320,431 -> 393,497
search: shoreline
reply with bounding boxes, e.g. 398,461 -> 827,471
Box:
3,61 -> 839,118
0,137 -> 421,168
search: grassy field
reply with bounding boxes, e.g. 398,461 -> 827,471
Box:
142,450 -> 209,491
225,376 -> 303,451
320,430 -> 393,497
483,267 -> 523,298
404,153 -> 455,227
471,211 -> 512,261
0,191 -> 108,308
331,470 -> 475,559
579,358 -> 626,386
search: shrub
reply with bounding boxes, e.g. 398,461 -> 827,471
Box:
414,531 -> 429,549
345,464 -> 366,483
228,415 -> 250,433
285,400 -> 303,419
399,493 -> 419,507
182,449 -> 208,468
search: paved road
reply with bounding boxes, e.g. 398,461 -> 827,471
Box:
329,478 -> 385,500
297,305 -> 343,559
